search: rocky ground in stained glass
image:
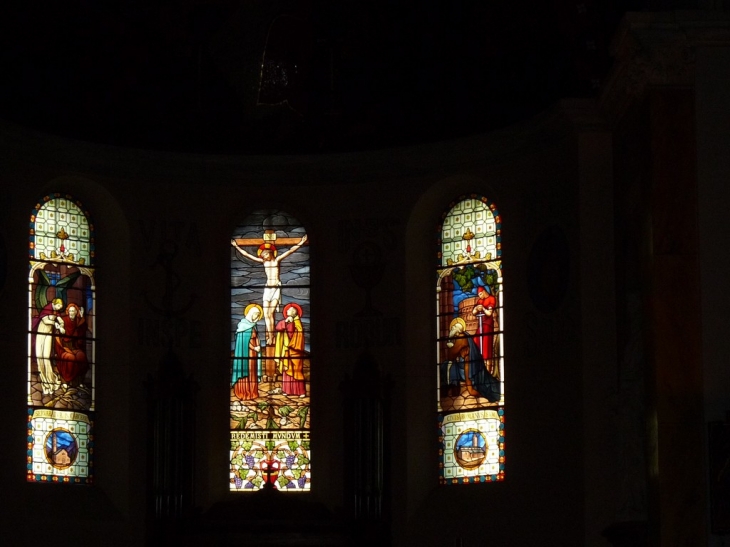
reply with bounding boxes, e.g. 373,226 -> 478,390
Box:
231,382 -> 310,431
440,384 -> 503,413
30,372 -> 91,410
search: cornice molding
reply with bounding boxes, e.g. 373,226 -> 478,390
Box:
0,108 -> 576,188
601,11 -> 730,123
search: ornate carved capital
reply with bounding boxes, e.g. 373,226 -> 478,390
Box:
601,11 -> 730,122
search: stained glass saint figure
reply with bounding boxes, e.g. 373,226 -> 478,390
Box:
230,210 -> 311,491
436,195 -> 505,484
27,194 -> 95,484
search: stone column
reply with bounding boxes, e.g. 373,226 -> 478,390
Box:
693,13 -> 730,542
601,11 -> 730,546
561,99 -> 619,547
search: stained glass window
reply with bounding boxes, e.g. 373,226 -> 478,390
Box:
27,194 -> 95,484
437,195 -> 505,484
230,210 -> 311,491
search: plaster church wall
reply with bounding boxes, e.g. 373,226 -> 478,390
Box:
1,11 -> 729,541
0,172 -> 137,545
0,103 -> 603,546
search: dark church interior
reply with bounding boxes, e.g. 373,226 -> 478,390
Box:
1,1 -> 729,545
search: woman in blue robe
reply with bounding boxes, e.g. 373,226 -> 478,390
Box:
232,304 -> 262,400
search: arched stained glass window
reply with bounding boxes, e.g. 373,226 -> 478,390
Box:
27,194 -> 95,484
437,195 -> 505,484
230,209 -> 311,491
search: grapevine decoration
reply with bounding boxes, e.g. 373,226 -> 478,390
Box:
436,195 -> 506,485
230,437 -> 311,491
230,210 -> 311,492
452,265 -> 499,295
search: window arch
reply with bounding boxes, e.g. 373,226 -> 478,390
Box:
27,193 -> 95,484
436,194 -> 504,484
229,209 -> 311,491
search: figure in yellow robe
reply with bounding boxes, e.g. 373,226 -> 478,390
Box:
275,303 -> 306,397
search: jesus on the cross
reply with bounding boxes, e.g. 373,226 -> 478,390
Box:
231,231 -> 308,346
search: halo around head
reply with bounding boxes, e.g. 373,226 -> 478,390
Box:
449,317 -> 466,332
283,302 -> 303,318
244,303 -> 264,319
257,242 -> 277,257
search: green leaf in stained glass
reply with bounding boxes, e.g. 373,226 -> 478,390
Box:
437,196 -> 506,486
34,270 -> 51,311
297,406 -> 309,427
452,266 -> 477,292
230,210 -> 312,492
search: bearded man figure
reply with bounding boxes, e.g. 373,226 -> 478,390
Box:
443,317 -> 500,403
231,234 -> 307,347
54,303 -> 89,388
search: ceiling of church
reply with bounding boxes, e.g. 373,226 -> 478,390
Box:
1,0 -> 645,154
